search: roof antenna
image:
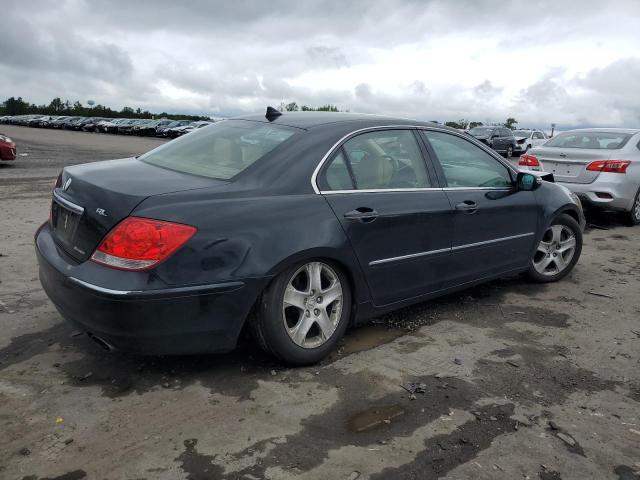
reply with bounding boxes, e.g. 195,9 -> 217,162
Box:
265,106 -> 282,122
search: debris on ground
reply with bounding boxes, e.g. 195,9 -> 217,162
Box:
270,370 -> 277,376
18,447 -> 31,456
506,360 -> 520,368
587,291 -> 614,299
454,357 -> 463,365
548,420 -> 559,430
556,432 -> 577,446
400,382 -> 427,394
587,223 -> 609,230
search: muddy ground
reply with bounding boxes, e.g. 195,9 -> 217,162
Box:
0,125 -> 639,480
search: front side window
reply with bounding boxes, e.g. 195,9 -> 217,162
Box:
545,131 -> 632,149
320,129 -> 431,191
424,131 -> 513,188
141,120 -> 295,179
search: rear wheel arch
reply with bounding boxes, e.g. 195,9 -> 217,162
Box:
263,250 -> 365,316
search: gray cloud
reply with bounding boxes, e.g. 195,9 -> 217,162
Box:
1,0 -> 639,127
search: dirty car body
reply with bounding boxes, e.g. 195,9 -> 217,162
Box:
0,132 -> 17,160
35,112 -> 585,358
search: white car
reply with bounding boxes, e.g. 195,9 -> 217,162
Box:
513,129 -> 549,154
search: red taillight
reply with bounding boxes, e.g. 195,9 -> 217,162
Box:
91,217 -> 197,271
519,154 -> 540,167
586,160 -> 630,173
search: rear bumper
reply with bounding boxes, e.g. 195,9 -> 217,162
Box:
36,223 -> 265,355
557,175 -> 638,211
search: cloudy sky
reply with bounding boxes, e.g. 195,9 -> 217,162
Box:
2,0 -> 639,128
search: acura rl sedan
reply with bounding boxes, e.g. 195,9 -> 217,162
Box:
36,109 -> 585,365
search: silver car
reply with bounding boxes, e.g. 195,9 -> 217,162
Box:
528,128 -> 640,225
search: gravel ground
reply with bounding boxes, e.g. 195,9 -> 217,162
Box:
0,125 -> 639,480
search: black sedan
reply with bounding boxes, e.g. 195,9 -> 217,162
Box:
36,109 -> 585,365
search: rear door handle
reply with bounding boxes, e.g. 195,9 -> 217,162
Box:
455,201 -> 478,214
344,207 -> 378,223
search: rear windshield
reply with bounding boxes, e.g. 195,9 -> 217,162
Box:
469,127 -> 494,135
140,120 -> 296,179
545,131 -> 632,149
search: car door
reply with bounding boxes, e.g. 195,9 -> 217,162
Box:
317,128 -> 454,306
421,130 -> 540,286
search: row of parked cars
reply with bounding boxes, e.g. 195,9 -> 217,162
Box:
0,114 -> 214,138
467,126 -> 549,158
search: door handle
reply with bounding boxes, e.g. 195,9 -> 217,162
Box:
455,201 -> 478,214
344,207 -> 378,223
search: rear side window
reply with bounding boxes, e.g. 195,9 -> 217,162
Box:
545,131 -> 632,149
140,120 -> 295,179
425,131 -> 513,188
319,129 -> 431,191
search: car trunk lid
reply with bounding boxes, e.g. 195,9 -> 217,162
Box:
51,157 -> 223,262
536,147 -> 613,184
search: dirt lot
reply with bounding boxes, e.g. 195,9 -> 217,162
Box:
1,125 -> 639,480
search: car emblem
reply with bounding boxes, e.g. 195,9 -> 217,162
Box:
95,208 -> 107,217
63,178 -> 72,191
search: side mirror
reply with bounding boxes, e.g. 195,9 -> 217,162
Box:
517,172 -> 541,191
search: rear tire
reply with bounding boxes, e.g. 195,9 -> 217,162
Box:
526,214 -> 582,283
251,260 -> 352,365
626,188 -> 640,226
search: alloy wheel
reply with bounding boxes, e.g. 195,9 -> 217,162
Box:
634,194 -> 640,221
282,262 -> 343,349
533,225 -> 577,276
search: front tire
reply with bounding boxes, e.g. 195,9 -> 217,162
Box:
252,260 -> 351,365
626,188 -> 640,226
526,214 -> 582,283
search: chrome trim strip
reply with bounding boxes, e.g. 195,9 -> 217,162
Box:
53,190 -> 84,215
320,186 -> 513,194
369,247 -> 451,266
310,125 -> 518,194
451,232 -> 535,251
68,277 -> 244,298
321,187 -> 442,194
368,232 -> 535,266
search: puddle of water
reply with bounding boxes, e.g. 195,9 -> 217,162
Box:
347,405 -> 405,433
339,325 -> 405,356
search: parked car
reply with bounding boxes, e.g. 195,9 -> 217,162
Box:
166,122 -> 195,138
0,132 -> 16,160
101,118 -> 128,133
49,116 -> 72,128
157,120 -> 190,137
513,129 -> 549,154
179,121 -> 214,136
468,126 -> 517,158
28,115 -> 54,128
528,128 -> 640,225
81,118 -> 107,132
118,119 -> 149,135
36,110 -> 585,364
133,119 -> 172,136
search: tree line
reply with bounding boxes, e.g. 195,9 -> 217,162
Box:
1,96 -> 519,128
0,96 -> 209,121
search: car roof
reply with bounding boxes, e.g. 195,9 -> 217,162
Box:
561,128 -> 640,134
230,111 -> 440,130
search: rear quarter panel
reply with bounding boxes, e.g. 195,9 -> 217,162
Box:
133,191 -> 370,305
